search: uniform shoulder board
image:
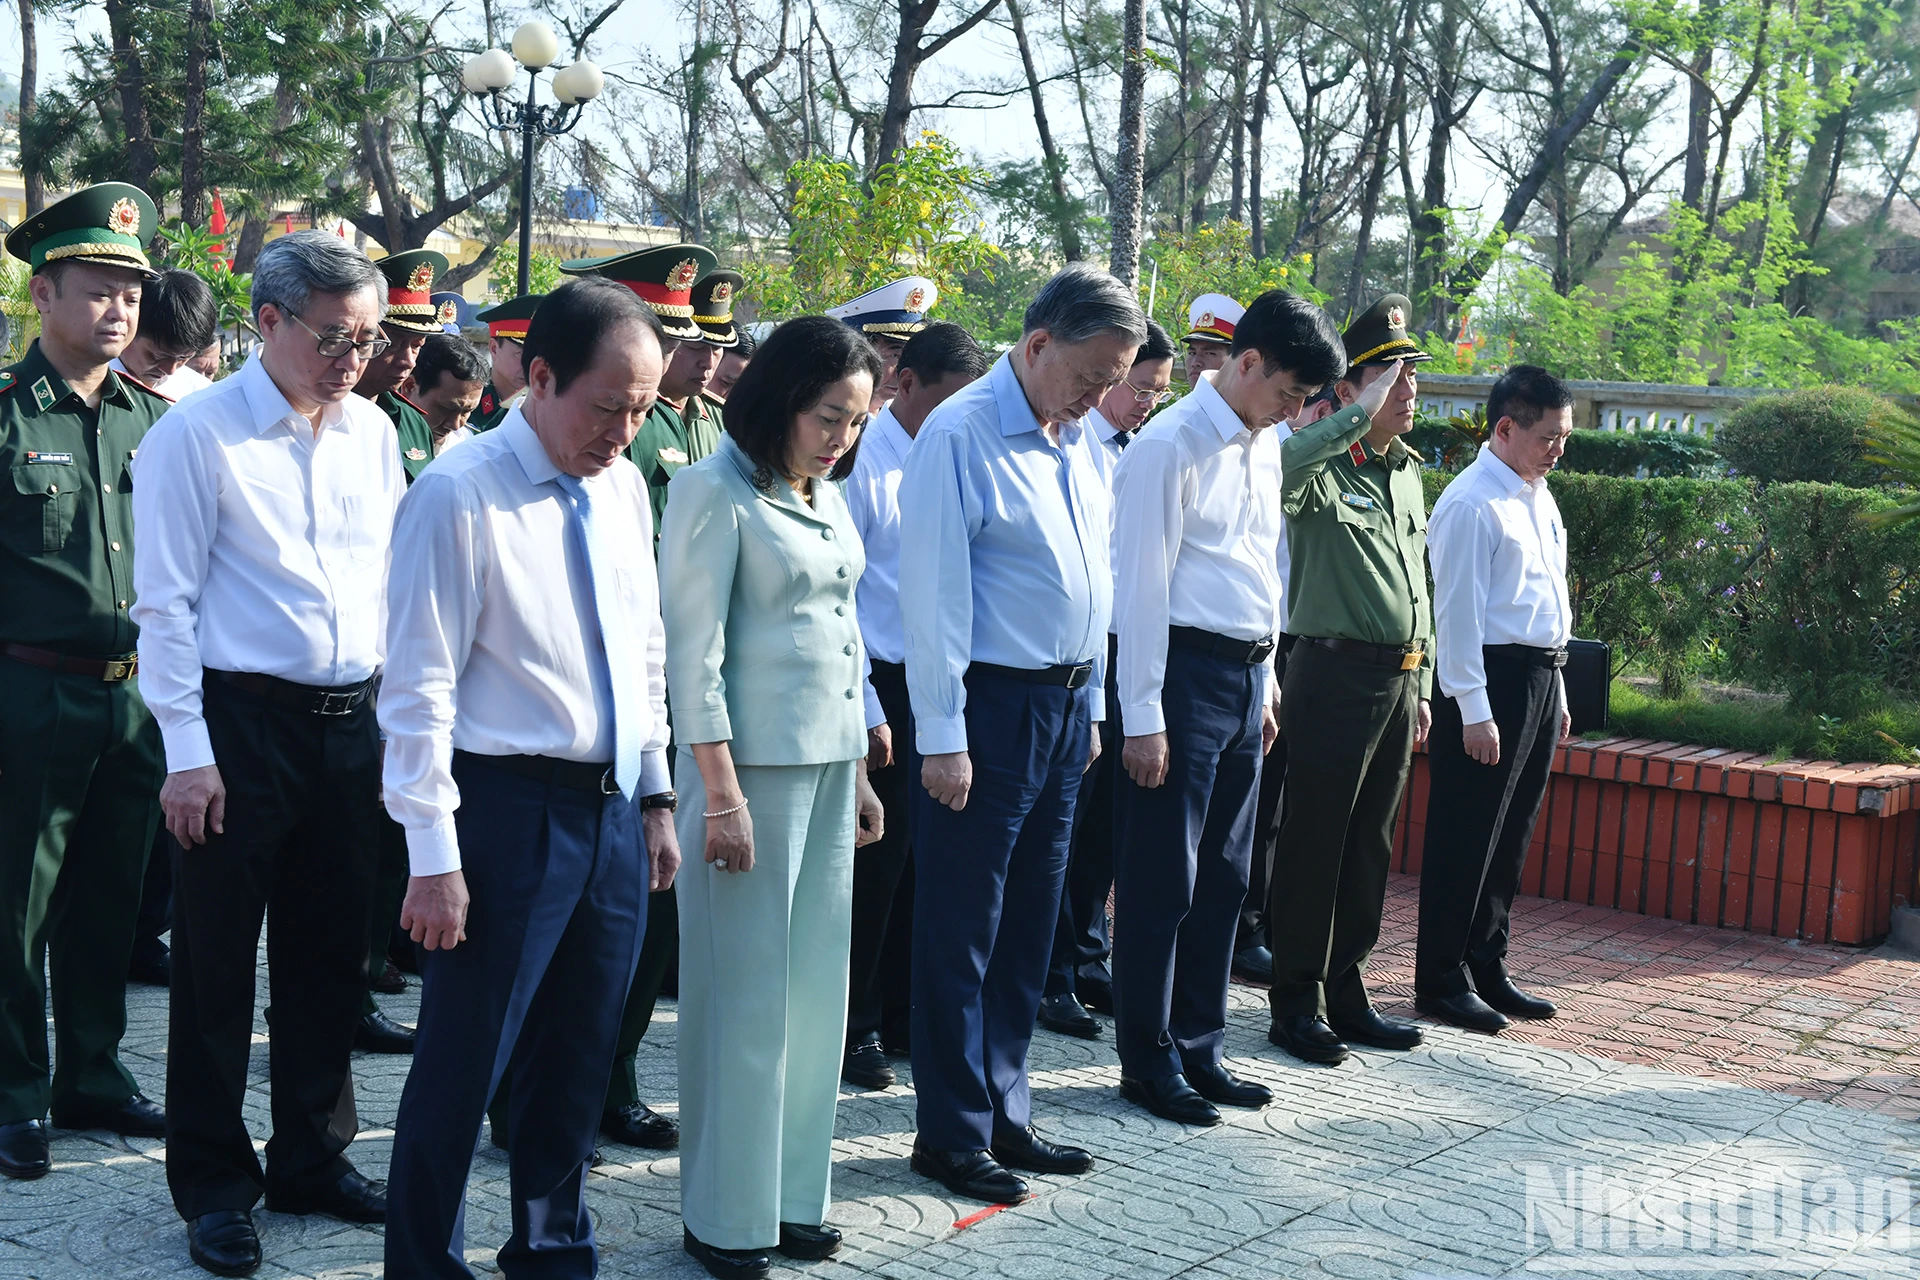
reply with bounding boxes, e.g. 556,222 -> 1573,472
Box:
394,390 -> 428,414
117,370 -> 174,402
0,371 -> 17,395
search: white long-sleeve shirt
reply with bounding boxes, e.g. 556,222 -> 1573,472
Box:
131,350 -> 404,771
1427,443 -> 1573,725
377,408 -> 671,876
845,407 -> 911,730
1110,374 -> 1284,735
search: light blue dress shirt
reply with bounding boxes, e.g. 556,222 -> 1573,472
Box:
898,352 -> 1112,755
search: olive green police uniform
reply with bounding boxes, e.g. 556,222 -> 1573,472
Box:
1267,294 -> 1434,1038
0,184 -> 171,1140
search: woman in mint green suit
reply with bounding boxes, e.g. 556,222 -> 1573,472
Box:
658,316 -> 886,1278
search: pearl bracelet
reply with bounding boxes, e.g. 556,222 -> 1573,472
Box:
703,799 -> 748,819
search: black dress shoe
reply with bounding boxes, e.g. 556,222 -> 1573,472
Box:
1474,972 -> 1558,1020
1268,1014 -> 1350,1065
777,1221 -> 842,1260
990,1124 -> 1093,1173
1183,1060 -> 1272,1108
264,1168 -> 387,1224
187,1210 -> 261,1277
601,1101 -> 678,1149
1415,990 -> 1511,1034
353,1009 -> 415,1054
842,1036 -> 895,1090
1036,992 -> 1101,1039
910,1142 -> 1028,1203
127,945 -> 171,988
0,1119 -> 49,1180
53,1092 -> 167,1138
369,960 -> 406,995
683,1228 -> 771,1278
1231,943 -> 1275,984
1120,1074 -> 1221,1126
1328,1005 -> 1426,1051
1076,975 -> 1115,1016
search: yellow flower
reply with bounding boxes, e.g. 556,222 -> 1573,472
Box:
1301,252 -> 1312,264
1278,267 -> 1288,278
919,201 -> 932,219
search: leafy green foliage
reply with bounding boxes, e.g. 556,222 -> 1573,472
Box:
1556,430 -> 1721,478
1141,223 -> 1320,343
487,247 -> 567,301
1715,386 -> 1899,487
157,221 -> 254,334
1604,681 -> 1920,766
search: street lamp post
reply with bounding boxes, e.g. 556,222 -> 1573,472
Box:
462,23 -> 605,297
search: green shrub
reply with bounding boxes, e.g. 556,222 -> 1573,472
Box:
1604,681 -> 1920,765
1556,429 -> 1720,478
1714,386 -> 1896,487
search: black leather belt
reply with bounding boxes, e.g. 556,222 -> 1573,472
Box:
1307,636 -> 1426,671
206,668 -> 376,715
870,659 -> 905,676
2,643 -> 138,681
454,749 -> 620,794
1485,643 -> 1569,668
969,661 -> 1095,690
1169,626 -> 1276,665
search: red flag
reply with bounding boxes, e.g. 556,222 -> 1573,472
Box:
284,212 -> 294,235
208,188 -> 229,270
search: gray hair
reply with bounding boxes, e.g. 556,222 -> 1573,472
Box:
1022,262 -> 1147,346
250,230 -> 387,324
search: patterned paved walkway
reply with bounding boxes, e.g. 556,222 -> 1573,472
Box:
11,875 -> 1920,1279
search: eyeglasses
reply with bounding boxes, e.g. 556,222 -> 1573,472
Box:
286,310 -> 390,361
1124,377 -> 1173,408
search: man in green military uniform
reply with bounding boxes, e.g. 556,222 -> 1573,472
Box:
1266,293 -> 1434,1069
470,293 -> 542,432
358,249 -> 445,486
0,182 -> 173,1178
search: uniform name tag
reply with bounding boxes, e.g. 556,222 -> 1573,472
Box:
658,447 -> 690,465
23,450 -> 73,465
1339,492 -> 1377,511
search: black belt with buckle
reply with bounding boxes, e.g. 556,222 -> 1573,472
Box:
1,643 -> 138,681
1485,643 -> 1569,669
205,668 -> 376,716
454,750 -> 620,795
1308,636 -> 1426,672
1169,626 -> 1276,665
970,661 -> 1095,690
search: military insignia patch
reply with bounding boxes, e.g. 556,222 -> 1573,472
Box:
666,259 -> 701,291
905,286 -> 927,312
32,376 -> 56,411
405,447 -> 428,461
1347,440 -> 1368,466
108,197 -> 142,236
1198,311 -> 1214,330
1387,305 -> 1405,329
408,262 -> 436,291
437,300 -> 459,324
658,446 -> 690,465
712,281 -> 733,306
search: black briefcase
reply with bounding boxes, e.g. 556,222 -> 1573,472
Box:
1563,638 -> 1610,734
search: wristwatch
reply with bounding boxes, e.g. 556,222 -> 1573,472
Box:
640,790 -> 677,813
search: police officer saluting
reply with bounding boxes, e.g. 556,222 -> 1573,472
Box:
0,182 -> 172,1179
358,249 -> 446,483
1266,294 -> 1432,1067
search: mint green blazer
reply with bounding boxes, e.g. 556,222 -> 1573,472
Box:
658,434 -> 868,767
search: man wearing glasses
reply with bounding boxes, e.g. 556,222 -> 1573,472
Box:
133,231 -> 404,1278
1037,318 -> 1175,1041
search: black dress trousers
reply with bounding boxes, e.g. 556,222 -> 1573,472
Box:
1416,650 -> 1562,998
846,659 -> 915,1046
165,676 -> 382,1220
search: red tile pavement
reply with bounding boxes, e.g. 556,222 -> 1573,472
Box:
1244,872 -> 1920,1118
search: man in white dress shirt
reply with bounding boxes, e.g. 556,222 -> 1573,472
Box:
131,231 -> 402,1277
1108,290 -> 1346,1126
840,321 -> 988,1092
1417,365 -> 1575,1034
380,277 -> 682,1280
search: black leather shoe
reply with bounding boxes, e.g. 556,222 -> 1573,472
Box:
683,1228 -> 771,1278
53,1093 -> 167,1138
187,1210 -> 260,1277
264,1168 -> 387,1224
1329,1005 -> 1426,1051
353,1009 -> 415,1054
991,1124 -> 1093,1173
370,960 -> 406,995
777,1221 -> 842,1260
1231,943 -> 1275,984
1475,973 -> 1558,1020
1183,1060 -> 1272,1108
1415,990 -> 1511,1034
1036,992 -> 1101,1039
0,1119 -> 49,1180
601,1101 -> 678,1149
1268,1014 -> 1351,1065
842,1036 -> 895,1090
1076,976 -> 1115,1016
1120,1074 -> 1221,1126
128,945 -> 171,988
910,1142 -> 1028,1203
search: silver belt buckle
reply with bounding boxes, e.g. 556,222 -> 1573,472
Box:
317,689 -> 358,716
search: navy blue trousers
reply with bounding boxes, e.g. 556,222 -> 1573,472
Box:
1112,649 -> 1264,1079
385,755 -> 650,1280
910,669 -> 1092,1151
1045,634 -> 1120,998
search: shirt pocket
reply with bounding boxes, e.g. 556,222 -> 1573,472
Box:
8,462 -> 77,554
340,493 -> 377,565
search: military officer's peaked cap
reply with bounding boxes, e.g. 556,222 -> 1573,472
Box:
1343,293 -> 1432,369
5,182 -> 160,277
826,276 -> 937,337
692,269 -> 744,348
375,249 -> 451,333
475,293 -> 544,340
560,243 -> 718,341
1183,293 -> 1245,346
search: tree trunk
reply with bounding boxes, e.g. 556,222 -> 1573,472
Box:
178,0 -> 215,227
1248,15 -> 1273,258
17,0 -> 41,216
103,0 -> 158,191
232,215 -> 270,273
1228,0 -> 1249,223
682,0 -> 708,241
1412,0 -> 1463,325
1108,0 -> 1149,285
1008,0 -> 1084,259
1679,7 -> 1715,208
1344,2 -> 1412,316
